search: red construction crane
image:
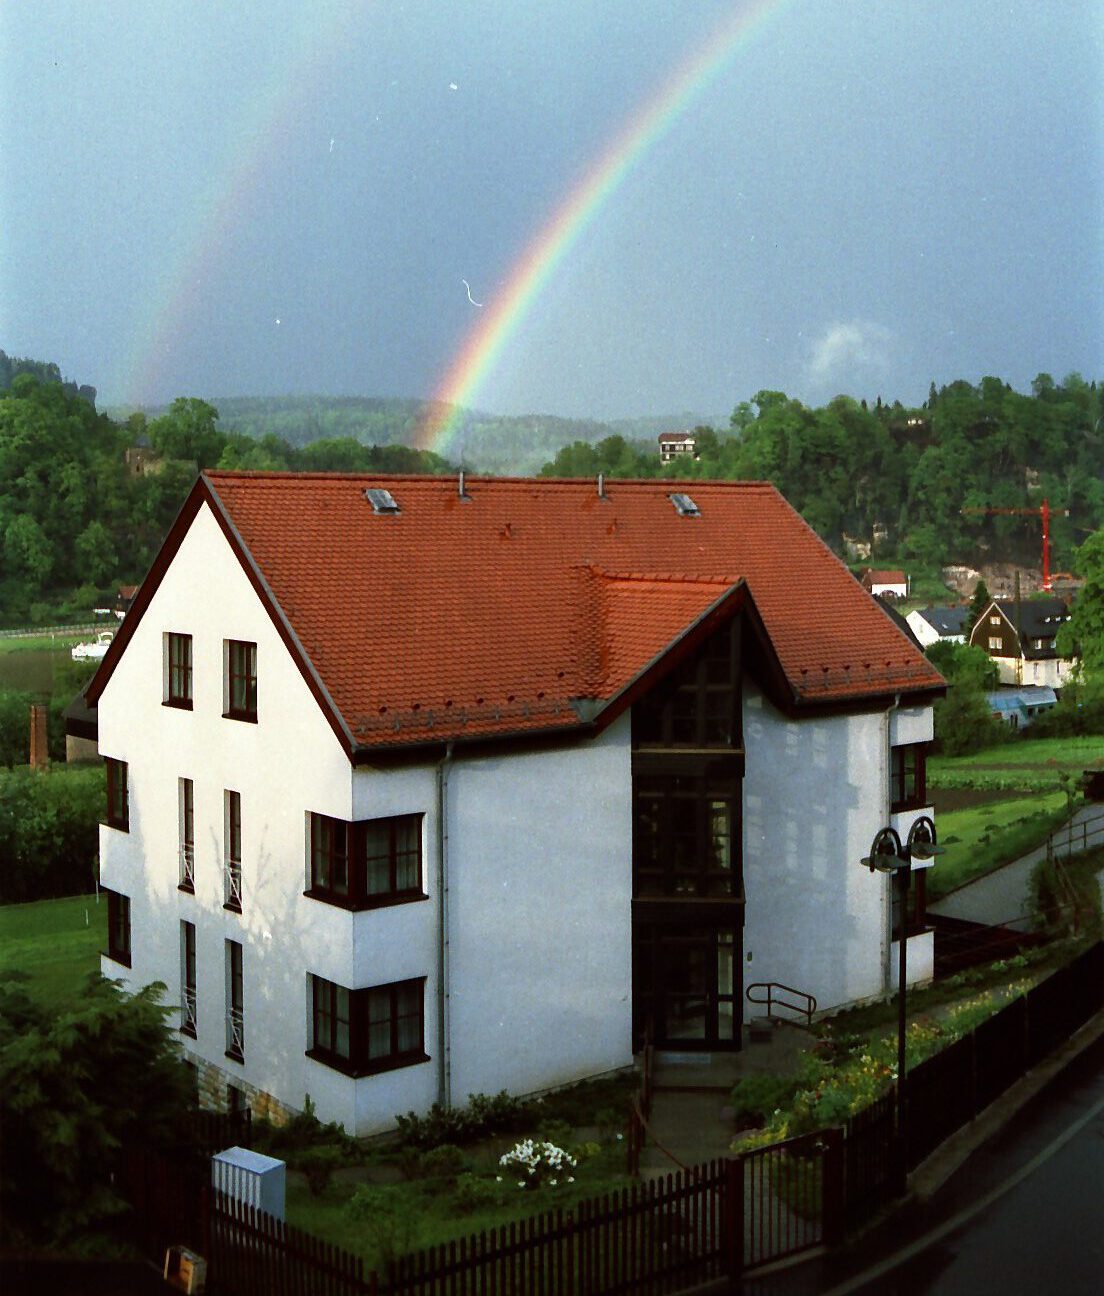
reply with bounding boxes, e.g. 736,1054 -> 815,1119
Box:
960,497 -> 1069,591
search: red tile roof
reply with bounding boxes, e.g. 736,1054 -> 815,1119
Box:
90,474 -> 944,754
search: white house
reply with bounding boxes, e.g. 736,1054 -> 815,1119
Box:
860,569 -> 910,601
658,431 -> 698,463
968,597 -> 1075,690
905,605 -> 970,649
85,473 -> 944,1136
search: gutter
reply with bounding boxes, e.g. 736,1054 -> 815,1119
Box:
436,740 -> 455,1108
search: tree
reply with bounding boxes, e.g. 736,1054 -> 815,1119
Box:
967,579 -> 991,634
0,973 -> 194,1245
925,640 -> 1000,690
1057,529 -> 1104,679
74,520 -> 117,586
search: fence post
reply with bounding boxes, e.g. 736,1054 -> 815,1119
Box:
821,1128 -> 845,1246
723,1157 -> 743,1281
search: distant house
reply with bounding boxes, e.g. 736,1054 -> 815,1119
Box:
658,431 -> 698,463
861,569 -> 909,601
987,686 -> 1058,730
968,597 -> 1075,690
115,585 -> 139,620
905,606 -> 970,649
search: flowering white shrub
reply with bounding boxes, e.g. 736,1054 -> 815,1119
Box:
498,1139 -> 578,1189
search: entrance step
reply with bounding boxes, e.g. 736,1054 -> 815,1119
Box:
747,1015 -> 776,1043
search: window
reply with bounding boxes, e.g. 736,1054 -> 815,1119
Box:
989,615 -> 1001,625
306,813 -> 425,909
226,940 -> 244,1062
106,890 -> 131,967
308,975 -> 427,1078
181,921 -> 197,1037
224,640 -> 257,721
179,778 -> 195,891
633,776 -> 740,897
633,620 -> 740,749
988,636 -> 1002,650
164,632 -> 193,708
890,744 -> 927,812
224,790 -> 242,912
105,757 -> 129,831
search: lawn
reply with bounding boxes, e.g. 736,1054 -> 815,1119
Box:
0,631 -> 91,655
929,734 -> 1104,783
929,790 -> 1067,900
0,892 -> 107,1004
286,1138 -> 633,1268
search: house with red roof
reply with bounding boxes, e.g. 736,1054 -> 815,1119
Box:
84,473 -> 944,1134
860,569 -> 909,601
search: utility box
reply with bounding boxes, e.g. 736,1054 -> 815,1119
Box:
211,1146 -> 286,1221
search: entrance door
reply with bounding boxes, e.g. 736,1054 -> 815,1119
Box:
635,925 -> 741,1048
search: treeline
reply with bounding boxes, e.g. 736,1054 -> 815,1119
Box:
0,377 -> 448,625
541,375 -> 1104,570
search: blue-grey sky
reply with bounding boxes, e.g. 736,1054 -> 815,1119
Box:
2,0 -> 1101,421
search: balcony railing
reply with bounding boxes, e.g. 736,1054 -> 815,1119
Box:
179,843 -> 195,891
226,1006 -> 244,1061
224,858 -> 242,911
182,987 -> 197,1037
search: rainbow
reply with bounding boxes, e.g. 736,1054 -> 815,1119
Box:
113,6 -> 359,408
416,0 -> 788,456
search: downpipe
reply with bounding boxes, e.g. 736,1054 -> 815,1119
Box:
436,741 -> 454,1108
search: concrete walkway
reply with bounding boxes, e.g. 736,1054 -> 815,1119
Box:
639,1022 -> 818,1178
931,802 -> 1101,929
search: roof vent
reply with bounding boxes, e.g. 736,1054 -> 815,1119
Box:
669,492 -> 700,518
365,487 -> 400,515
597,473 -> 607,500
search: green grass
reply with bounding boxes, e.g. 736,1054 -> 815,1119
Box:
929,735 -> 1104,781
0,893 -> 107,1005
928,791 -> 1068,899
286,1141 -> 632,1267
0,632 -> 91,655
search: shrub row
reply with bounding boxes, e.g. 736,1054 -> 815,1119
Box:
0,765 -> 103,903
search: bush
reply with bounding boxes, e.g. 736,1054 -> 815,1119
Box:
345,1184 -> 421,1265
498,1139 -> 577,1190
395,1090 -> 526,1149
729,1073 -> 801,1127
297,1145 -> 345,1197
252,1094 -> 357,1161
452,1172 -> 502,1213
0,765 -> 103,903
535,1117 -> 573,1148
419,1143 -> 468,1181
1028,851 -> 1104,935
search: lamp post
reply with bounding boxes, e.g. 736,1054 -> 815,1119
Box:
861,816 -> 940,1189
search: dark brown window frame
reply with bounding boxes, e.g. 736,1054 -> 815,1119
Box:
224,639 -> 257,722
105,889 -> 131,967
224,789 -> 242,913
180,920 -> 197,1038
307,974 -> 428,1078
105,757 -> 129,832
226,939 -> 244,1062
179,777 -> 195,893
633,619 -> 741,751
305,812 -> 426,911
164,632 -> 193,709
890,744 -> 928,813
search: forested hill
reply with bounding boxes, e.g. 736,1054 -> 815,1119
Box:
116,394 -> 724,476
3,354 -> 1102,627
541,376 -> 1104,571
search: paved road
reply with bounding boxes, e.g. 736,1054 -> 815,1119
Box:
736,1032 -> 1104,1295
931,803 -> 1102,928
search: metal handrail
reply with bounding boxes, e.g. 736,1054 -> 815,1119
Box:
227,1006 -> 244,1059
182,988 -> 198,1034
745,981 -> 817,1026
1046,807 -> 1104,864
179,843 -> 195,890
224,857 -> 242,910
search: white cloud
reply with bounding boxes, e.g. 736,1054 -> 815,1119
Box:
807,320 -> 893,386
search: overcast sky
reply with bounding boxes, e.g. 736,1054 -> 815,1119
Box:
2,1 -> 1101,421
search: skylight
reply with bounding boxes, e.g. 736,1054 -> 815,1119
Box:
669,492 -> 700,517
365,487 -> 400,515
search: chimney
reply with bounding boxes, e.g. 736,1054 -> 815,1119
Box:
29,703 -> 48,771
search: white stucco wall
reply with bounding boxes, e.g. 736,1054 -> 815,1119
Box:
742,683 -> 891,1013
444,716 -> 635,1104
98,501 -> 632,1135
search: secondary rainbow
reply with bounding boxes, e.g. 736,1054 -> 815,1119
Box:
417,0 -> 788,456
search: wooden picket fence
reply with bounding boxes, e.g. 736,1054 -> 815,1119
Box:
116,940 -> 1104,1294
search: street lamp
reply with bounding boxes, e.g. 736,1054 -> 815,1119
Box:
860,816 -> 940,1186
